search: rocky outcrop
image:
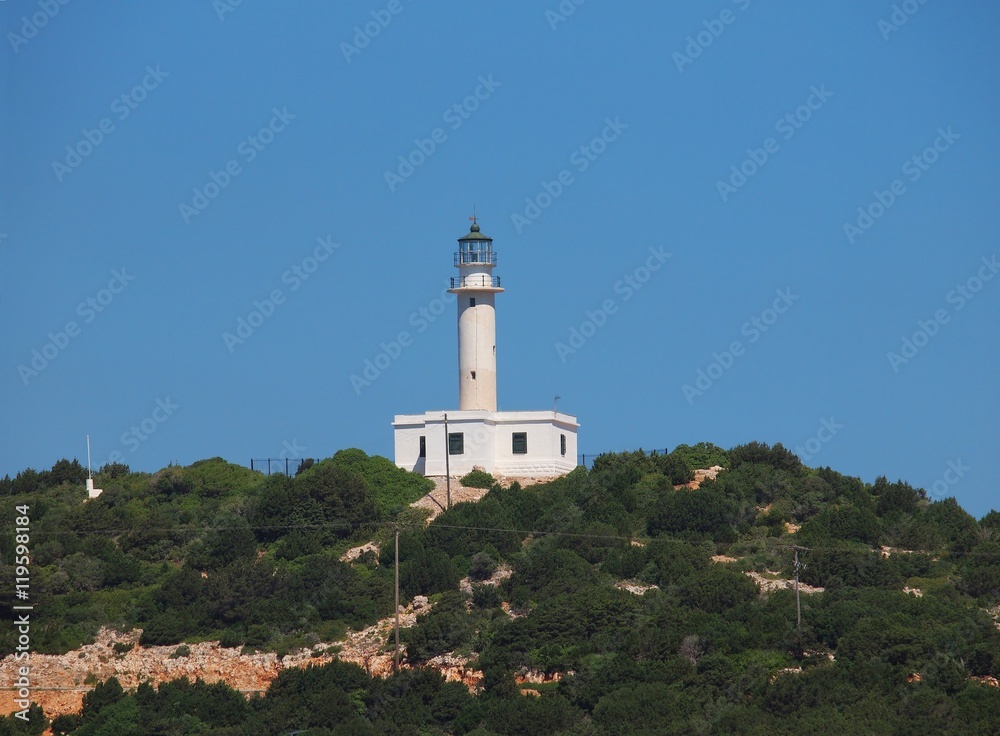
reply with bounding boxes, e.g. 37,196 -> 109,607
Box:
711,554 -> 738,563
340,541 -> 380,564
426,653 -> 483,691
0,596 -> 486,721
0,628 -> 287,719
746,570 -> 824,595
614,580 -> 659,596
459,564 -> 512,595
413,477 -> 493,520
678,466 -> 725,491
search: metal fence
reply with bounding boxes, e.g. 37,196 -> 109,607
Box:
249,458 -> 302,476
578,449 -> 670,469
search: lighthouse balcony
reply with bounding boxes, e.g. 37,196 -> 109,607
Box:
450,275 -> 501,290
454,251 -> 497,266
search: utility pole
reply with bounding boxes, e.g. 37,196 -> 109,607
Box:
394,527 -> 400,674
444,413 -> 451,509
793,547 -> 802,631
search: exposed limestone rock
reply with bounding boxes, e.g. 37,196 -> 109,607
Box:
614,580 -> 659,596
0,596 -> 473,721
459,564 -> 512,595
769,666 -> 803,683
711,554 -> 738,563
500,601 -> 526,619
516,669 -> 567,685
515,668 -> 569,695
340,541 -> 380,564
413,477 -> 492,520
678,466 -> 725,491
0,627 -> 284,720
746,570 -> 824,595
426,652 -> 483,691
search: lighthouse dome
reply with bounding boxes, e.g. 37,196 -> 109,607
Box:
459,222 -> 492,241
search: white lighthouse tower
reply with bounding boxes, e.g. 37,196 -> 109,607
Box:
393,218 -> 579,479
452,218 -> 502,412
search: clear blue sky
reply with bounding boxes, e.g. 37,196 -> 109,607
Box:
3,1 -> 998,517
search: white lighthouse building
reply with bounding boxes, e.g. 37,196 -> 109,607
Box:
393,218 -> 579,478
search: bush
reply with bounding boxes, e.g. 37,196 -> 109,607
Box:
461,469 -> 496,489
728,441 -> 803,474
591,450 -> 694,487
469,551 -> 498,582
647,489 -> 738,539
671,442 -> 730,469
404,591 -> 473,662
330,448 -> 433,515
169,645 -> 191,659
472,584 -> 502,608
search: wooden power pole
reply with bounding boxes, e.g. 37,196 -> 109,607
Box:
793,547 -> 802,631
394,527 -> 400,674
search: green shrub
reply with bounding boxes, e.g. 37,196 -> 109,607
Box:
469,551 -> 498,581
330,448 -> 433,515
461,469 -> 496,489
671,442 -> 730,469
472,584 -> 502,608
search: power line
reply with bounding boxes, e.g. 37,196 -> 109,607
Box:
8,518 -> 997,557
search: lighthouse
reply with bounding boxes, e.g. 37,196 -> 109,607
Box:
451,218 -> 502,412
393,217 -> 579,478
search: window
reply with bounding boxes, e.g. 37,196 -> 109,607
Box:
470,297 -> 476,307
512,432 -> 527,455
471,371 -> 476,380
449,432 -> 464,455
560,434 -> 567,456
419,436 -> 426,458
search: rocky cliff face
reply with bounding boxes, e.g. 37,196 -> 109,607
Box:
2,627 -> 298,719
0,596 -> 484,721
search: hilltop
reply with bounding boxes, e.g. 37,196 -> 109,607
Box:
2,442 -> 999,735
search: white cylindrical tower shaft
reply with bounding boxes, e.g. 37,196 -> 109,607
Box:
448,219 -> 503,411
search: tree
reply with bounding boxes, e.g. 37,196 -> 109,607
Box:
648,488 -> 738,539
294,459 -> 379,530
97,462 -> 130,479
593,683 -> 696,735
43,458 -> 88,487
671,442 -> 730,469
469,551 -> 498,581
404,591 -> 473,662
680,565 -> 758,613
729,441 -> 803,474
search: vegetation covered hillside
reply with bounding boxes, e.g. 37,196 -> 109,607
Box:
2,442 -> 1000,735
